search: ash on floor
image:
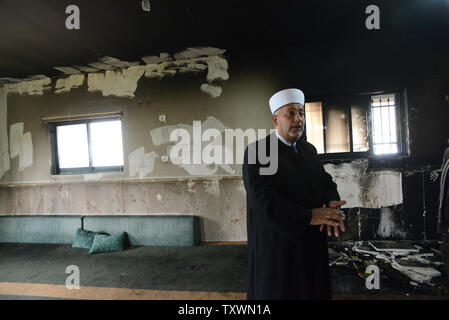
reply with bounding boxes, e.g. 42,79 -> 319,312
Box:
328,240 -> 449,297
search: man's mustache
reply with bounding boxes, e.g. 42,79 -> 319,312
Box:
289,124 -> 303,130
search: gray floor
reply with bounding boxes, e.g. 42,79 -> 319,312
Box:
0,242 -> 448,299
0,243 -> 247,293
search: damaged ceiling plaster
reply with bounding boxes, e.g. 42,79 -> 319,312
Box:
0,46 -> 230,99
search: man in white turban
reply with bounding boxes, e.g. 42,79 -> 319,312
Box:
243,88 -> 346,299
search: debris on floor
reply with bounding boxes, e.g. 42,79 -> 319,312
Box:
328,240 -> 448,295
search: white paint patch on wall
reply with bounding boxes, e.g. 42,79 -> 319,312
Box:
324,160 -> 367,208
6,78 -> 51,96
129,147 -> 158,178
377,207 -> 406,238
18,141 -> 32,174
361,171 -> 403,208
202,116 -> 228,133
200,83 -> 222,98
9,122 -> 33,171
151,124 -> 192,146
0,87 -> 10,179
55,74 -> 85,94
87,66 -> 146,98
150,116 -> 239,176
324,159 -> 403,208
9,123 -> 24,158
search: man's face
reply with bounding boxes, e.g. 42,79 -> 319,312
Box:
272,103 -> 305,143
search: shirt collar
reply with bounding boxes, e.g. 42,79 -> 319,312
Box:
275,130 -> 298,148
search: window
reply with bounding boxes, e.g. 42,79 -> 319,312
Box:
304,91 -> 408,160
48,115 -> 124,174
370,94 -> 398,155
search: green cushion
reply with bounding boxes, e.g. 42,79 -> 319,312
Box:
88,232 -> 130,254
72,228 -> 109,249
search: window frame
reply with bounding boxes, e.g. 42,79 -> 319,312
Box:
49,117 -> 124,175
305,89 -> 410,161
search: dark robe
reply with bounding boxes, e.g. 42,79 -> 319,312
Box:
242,132 -> 340,300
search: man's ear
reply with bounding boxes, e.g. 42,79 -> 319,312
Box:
272,114 -> 278,128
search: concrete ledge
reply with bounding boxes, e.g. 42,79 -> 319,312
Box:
83,215 -> 200,246
0,215 -> 82,244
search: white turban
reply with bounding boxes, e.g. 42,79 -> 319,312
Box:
269,88 -> 305,114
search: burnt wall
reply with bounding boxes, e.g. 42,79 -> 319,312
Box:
0,0 -> 448,241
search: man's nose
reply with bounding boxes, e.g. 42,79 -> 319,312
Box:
293,112 -> 301,122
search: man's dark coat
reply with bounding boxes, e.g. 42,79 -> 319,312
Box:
242,133 -> 340,300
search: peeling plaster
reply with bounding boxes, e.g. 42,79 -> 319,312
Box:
55,74 -> 85,94
0,77 -> 23,83
26,75 -> 49,80
92,51 -> 228,98
88,62 -> 116,70
6,78 -> 51,96
87,66 -> 146,98
4,47 -> 229,99
141,53 -> 173,64
173,47 -> 226,60
54,66 -> 81,75
72,65 -> 99,73
0,87 -> 10,178
324,159 -> 403,208
99,56 -> 140,69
